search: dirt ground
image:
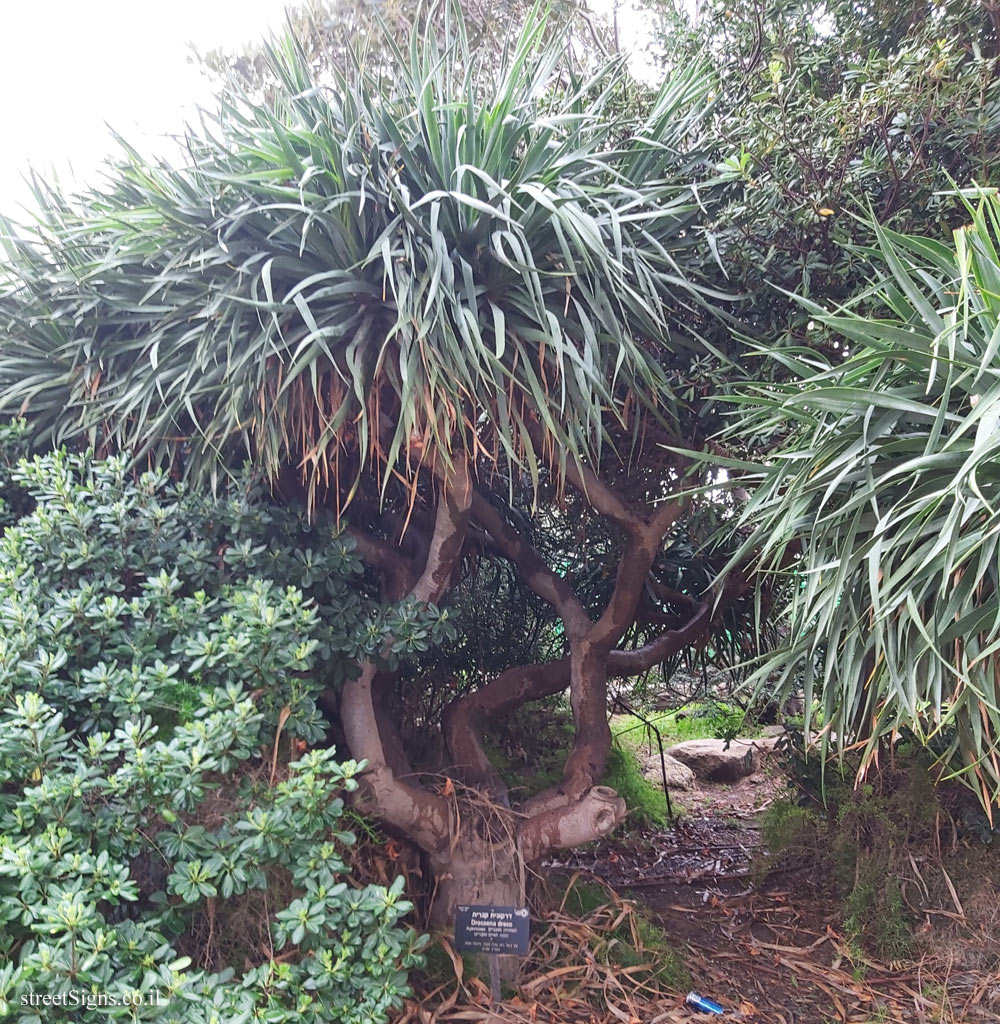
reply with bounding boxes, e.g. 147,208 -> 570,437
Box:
399,752 -> 1000,1024
550,759 -> 999,1023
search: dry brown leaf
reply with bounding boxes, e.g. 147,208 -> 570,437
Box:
268,705 -> 292,786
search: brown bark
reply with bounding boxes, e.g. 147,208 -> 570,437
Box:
609,601 -> 712,674
555,642 -> 614,806
341,662 -> 451,854
337,446 -> 734,914
411,458 -> 473,604
587,500 -> 685,653
371,670 -> 414,780
427,804 -> 524,927
439,596 -> 717,858
531,466 -> 686,815
340,458 -> 474,856
438,461 -> 699,849
442,597 -> 714,801
427,818 -> 525,982
518,786 -> 626,863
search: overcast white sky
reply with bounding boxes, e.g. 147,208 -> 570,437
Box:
1,1 -> 289,215
1,0 -> 657,218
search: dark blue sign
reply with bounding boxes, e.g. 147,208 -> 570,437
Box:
454,904 -> 530,955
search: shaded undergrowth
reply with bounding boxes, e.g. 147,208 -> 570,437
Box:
484,697 -> 678,826
758,734 -> 1000,968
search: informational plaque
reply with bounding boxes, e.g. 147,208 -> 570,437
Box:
454,904 -> 530,955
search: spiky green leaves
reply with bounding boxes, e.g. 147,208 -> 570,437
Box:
733,190 -> 1000,813
0,11 -> 719,505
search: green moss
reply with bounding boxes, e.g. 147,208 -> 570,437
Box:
559,879 -> 615,918
601,743 -> 668,828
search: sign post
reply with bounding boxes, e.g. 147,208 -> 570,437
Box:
488,951 -> 502,1006
454,904 -> 531,1006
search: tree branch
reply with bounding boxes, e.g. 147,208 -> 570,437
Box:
519,786 -> 626,863
442,598 -> 715,826
563,455 -> 645,533
371,669 -> 415,780
411,456 -> 473,604
346,525 -> 419,599
340,457 -> 475,855
341,662 -> 450,854
544,494 -> 683,808
586,498 -> 685,652
608,601 -> 712,675
470,493 -> 591,638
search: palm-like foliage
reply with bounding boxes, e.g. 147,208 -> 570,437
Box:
732,191 -> 1000,812
0,11 -> 720,504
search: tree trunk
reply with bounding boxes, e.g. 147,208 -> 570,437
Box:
428,842 -> 524,927
427,808 -> 525,982
337,460 -> 702,988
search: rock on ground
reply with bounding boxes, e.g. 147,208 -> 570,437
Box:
665,737 -> 778,783
638,749 -> 697,791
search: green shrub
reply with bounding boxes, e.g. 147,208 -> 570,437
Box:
0,445 -> 446,1022
760,735 -> 961,960
0,449 -> 449,742
0,418 -> 31,530
0,692 -> 425,1023
842,872 -> 912,962
759,801 -> 823,864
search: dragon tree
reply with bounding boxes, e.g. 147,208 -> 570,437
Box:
0,15 -> 750,919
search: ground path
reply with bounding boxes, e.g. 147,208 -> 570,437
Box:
399,749 -> 997,1024
550,756 -> 995,1023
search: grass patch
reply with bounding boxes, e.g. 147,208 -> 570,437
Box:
560,877 -> 618,918
555,876 -> 690,991
611,702 -> 762,753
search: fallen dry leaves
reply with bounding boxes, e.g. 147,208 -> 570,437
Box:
395,874 -> 1000,1024
396,885 -> 706,1024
